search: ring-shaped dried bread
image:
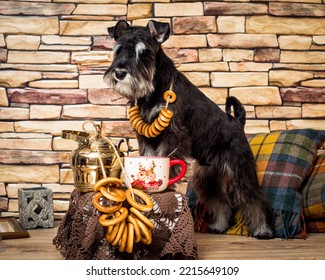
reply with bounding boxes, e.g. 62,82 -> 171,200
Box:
111,219 -> 126,246
141,230 -> 152,245
126,223 -> 134,253
99,207 -> 128,227
143,125 -> 152,138
158,112 -> 172,123
134,119 -> 145,131
129,115 -> 143,125
137,124 -> 147,136
160,108 -> 173,119
140,122 -> 150,133
93,177 -> 122,192
107,225 -> 114,235
149,124 -> 161,136
127,214 -> 142,243
148,128 -> 159,138
106,223 -> 120,243
128,106 -> 140,114
128,108 -> 140,118
128,111 -> 140,120
105,212 -> 121,243
92,192 -> 122,213
125,189 -> 154,212
100,187 -> 126,202
163,90 -> 177,103
128,112 -> 140,122
134,217 -> 152,245
157,116 -> 170,128
130,207 -> 155,230
153,118 -> 165,131
119,223 -> 128,252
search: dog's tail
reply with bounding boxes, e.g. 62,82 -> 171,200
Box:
225,96 -> 246,127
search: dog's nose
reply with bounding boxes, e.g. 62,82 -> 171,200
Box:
114,69 -> 127,80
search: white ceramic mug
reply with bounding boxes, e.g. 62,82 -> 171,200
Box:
124,156 -> 187,193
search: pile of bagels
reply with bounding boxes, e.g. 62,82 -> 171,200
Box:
128,90 -> 176,138
92,177 -> 154,254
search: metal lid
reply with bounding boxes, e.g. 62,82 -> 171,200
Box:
61,130 -> 91,143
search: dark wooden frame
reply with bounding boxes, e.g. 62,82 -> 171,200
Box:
0,217 -> 29,239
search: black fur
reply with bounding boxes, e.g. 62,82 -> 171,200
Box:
105,20 -> 273,239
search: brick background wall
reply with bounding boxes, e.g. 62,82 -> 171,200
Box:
0,0 -> 325,218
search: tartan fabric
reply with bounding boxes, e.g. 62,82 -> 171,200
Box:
187,129 -> 325,239
248,129 -> 324,238
305,218 -> 325,233
302,153 -> 325,219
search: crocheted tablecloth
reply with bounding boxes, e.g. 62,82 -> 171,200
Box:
53,189 -> 198,260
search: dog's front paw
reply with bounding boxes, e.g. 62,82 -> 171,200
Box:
208,220 -> 229,234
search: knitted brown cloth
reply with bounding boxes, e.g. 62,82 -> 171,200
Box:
53,189 -> 198,260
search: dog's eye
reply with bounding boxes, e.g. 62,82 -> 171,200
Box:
141,49 -> 149,56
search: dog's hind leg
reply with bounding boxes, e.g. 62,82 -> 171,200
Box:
242,199 -> 273,239
191,164 -> 232,233
227,151 -> 274,239
208,197 -> 232,233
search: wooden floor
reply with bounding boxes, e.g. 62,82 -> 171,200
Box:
1,221 -> 325,260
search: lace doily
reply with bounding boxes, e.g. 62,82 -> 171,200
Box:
53,189 -> 198,260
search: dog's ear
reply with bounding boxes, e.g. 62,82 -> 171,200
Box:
147,20 -> 170,44
108,20 -> 129,40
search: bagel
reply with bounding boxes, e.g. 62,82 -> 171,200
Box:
129,107 -> 140,119
100,187 -> 126,202
128,106 -> 139,114
99,207 -> 128,227
130,207 -> 155,230
134,216 -> 152,245
153,118 -> 165,131
160,108 -> 173,119
141,230 -> 152,245
149,124 -> 160,136
92,177 -> 155,252
105,212 -> 120,243
125,189 -> 154,212
93,177 -> 122,192
127,214 -> 141,243
128,93 -> 175,139
158,112 -> 172,123
111,219 -> 126,246
163,90 -> 177,103
92,192 -> 122,214
126,223 -> 134,253
119,223 -> 128,253
157,116 -> 170,128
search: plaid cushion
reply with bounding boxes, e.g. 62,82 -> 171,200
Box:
302,153 -> 325,219
305,219 -> 325,233
187,129 -> 325,239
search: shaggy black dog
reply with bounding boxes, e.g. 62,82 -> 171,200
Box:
104,20 -> 273,239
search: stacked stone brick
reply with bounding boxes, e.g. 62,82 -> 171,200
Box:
0,0 -> 325,218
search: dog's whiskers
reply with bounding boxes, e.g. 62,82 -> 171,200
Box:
167,147 -> 178,158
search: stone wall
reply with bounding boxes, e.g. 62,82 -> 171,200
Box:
0,0 -> 325,218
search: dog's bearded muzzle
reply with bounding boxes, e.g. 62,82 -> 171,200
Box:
104,65 -> 155,101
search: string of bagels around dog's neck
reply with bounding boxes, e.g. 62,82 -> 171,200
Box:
128,82 -> 176,138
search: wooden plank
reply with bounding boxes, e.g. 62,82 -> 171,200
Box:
196,233 -> 325,260
1,221 -> 325,260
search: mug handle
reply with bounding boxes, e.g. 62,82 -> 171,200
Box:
168,159 -> 187,186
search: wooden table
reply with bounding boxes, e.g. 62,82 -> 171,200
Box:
1,221 -> 325,260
